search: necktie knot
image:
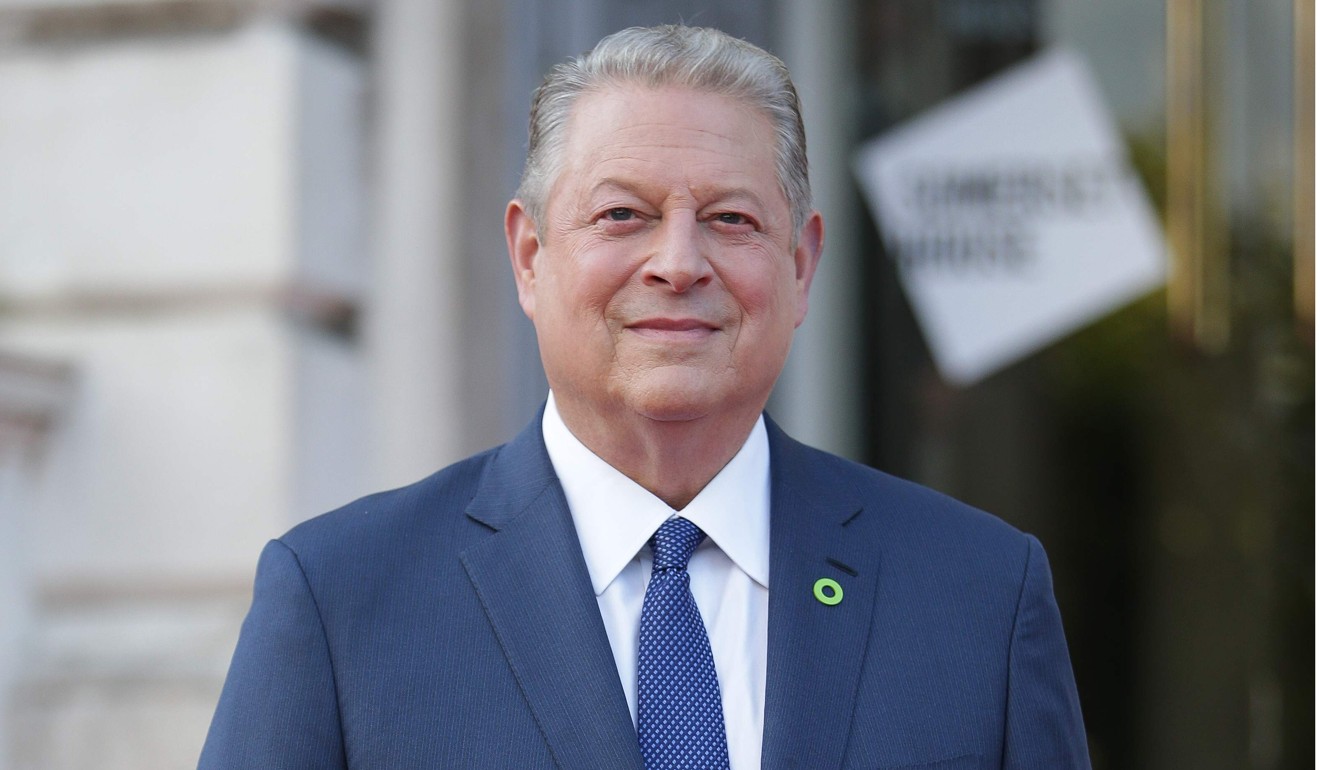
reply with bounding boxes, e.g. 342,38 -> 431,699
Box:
649,517 -> 705,572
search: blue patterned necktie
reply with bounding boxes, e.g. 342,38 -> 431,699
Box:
636,517 -> 731,770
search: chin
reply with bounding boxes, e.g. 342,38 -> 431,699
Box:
622,369 -> 764,426
634,401 -> 710,424
620,371 -> 720,423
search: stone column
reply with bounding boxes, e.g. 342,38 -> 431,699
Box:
773,0 -> 865,460
367,0 -> 469,488
0,353 -> 74,768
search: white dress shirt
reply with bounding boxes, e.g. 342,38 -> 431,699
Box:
541,393 -> 770,770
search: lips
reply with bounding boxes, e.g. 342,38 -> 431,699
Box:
629,317 -> 717,331
625,317 -> 720,341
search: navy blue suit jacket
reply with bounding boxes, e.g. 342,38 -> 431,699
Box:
200,415 -> 1089,769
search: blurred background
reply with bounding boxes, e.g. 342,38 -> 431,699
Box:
0,0 -> 1311,767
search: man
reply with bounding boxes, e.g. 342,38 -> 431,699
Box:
200,25 -> 1089,769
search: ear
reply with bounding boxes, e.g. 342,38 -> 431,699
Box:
505,199 -> 540,320
792,210 -> 824,327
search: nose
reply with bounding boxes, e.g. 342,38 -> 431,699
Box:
643,214 -> 714,293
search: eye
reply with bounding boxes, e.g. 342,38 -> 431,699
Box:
715,212 -> 749,226
603,208 -> 635,222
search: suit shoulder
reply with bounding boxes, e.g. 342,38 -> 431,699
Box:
855,451 -> 1022,538
277,444 -> 502,559
784,435 -> 1032,566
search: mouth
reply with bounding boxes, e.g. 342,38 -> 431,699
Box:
625,317 -> 720,342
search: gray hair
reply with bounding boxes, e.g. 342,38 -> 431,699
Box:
516,25 -> 812,240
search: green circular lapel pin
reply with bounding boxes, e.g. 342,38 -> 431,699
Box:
813,577 -> 843,606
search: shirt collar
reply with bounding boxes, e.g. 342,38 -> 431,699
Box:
541,392 -> 771,595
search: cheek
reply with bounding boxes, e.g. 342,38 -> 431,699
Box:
723,258 -> 797,319
573,248 -> 641,303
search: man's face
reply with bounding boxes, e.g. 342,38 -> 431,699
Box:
506,86 -> 822,431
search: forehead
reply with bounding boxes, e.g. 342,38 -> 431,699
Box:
555,85 -> 781,199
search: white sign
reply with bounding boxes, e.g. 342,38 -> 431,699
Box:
854,50 -> 1166,385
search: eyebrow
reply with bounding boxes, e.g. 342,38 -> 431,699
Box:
586,178 -> 772,210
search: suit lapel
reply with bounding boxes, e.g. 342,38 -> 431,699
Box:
761,419 -> 881,769
461,417 -> 645,770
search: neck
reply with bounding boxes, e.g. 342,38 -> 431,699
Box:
553,397 -> 761,510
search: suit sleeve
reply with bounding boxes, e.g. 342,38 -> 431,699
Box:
1002,534 -> 1091,770
199,539 -> 347,770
